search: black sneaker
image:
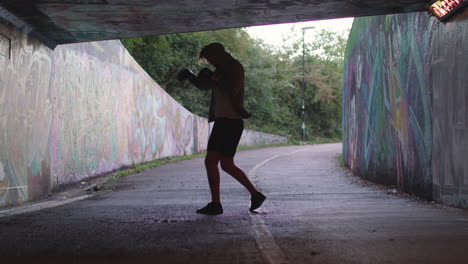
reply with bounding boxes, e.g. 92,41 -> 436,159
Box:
196,202 -> 223,215
250,192 -> 266,211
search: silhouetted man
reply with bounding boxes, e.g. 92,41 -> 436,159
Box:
178,43 -> 266,215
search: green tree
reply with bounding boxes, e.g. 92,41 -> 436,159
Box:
280,28 -> 347,138
121,27 -> 348,141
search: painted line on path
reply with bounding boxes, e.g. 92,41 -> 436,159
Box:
248,148 -> 312,264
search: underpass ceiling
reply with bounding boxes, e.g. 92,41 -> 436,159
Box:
0,0 -> 428,49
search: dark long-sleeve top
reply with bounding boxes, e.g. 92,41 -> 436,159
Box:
191,55 -> 250,123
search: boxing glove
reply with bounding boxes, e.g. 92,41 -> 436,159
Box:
198,68 -> 213,80
177,69 -> 196,82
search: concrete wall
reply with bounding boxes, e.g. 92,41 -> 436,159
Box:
0,22 -> 286,207
431,11 -> 468,208
239,130 -> 287,147
343,10 -> 468,207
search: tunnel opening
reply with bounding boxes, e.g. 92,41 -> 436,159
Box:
120,18 -> 352,144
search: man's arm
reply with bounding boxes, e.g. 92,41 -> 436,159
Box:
178,68 -> 217,90
192,68 -> 217,90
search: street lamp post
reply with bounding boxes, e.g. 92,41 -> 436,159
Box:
301,26 -> 314,142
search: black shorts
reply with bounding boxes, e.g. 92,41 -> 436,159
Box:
207,118 -> 244,157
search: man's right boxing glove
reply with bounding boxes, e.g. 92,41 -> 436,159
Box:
198,68 -> 213,80
195,68 -> 217,90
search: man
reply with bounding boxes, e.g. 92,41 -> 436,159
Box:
178,43 -> 266,215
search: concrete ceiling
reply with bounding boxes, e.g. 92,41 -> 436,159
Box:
0,0 -> 428,49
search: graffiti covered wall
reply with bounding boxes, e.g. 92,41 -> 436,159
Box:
344,10 -> 468,207
49,42 -> 198,188
431,10 -> 468,208
0,23 -> 53,204
0,22 -> 286,207
343,13 -> 434,199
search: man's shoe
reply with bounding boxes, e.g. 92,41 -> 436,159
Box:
196,202 -> 223,215
250,192 -> 266,211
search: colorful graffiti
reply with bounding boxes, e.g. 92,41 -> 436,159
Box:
344,10 -> 468,208
0,23 -> 53,204
431,10 -> 468,208
48,42 -> 195,186
343,13 -> 434,199
0,23 -> 286,207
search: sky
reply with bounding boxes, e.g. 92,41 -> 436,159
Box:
245,17 -> 354,48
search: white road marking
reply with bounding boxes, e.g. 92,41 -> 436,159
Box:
248,148 -> 311,264
252,215 -> 288,264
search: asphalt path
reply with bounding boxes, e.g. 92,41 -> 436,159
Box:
1,143 -> 468,263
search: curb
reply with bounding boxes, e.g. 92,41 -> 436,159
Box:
0,194 -> 96,219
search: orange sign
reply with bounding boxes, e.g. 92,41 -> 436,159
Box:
429,0 -> 467,20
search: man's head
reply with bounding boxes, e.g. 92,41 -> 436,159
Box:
199,43 -> 228,67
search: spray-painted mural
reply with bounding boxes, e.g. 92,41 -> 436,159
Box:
343,13 -> 434,199
344,10 -> 468,208
49,42 -> 198,186
431,10 -> 468,208
0,22 -> 286,207
0,23 -> 53,204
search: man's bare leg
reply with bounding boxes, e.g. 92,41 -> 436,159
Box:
220,155 -> 266,211
204,151 -> 223,203
196,151 -> 224,215
219,156 -> 257,195
199,151 -> 266,213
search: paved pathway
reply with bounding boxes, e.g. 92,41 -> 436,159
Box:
1,143 -> 468,263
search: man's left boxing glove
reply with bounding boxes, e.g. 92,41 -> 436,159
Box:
177,69 -> 196,82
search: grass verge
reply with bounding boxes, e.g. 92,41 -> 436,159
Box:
337,153 -> 345,168
106,152 -> 206,184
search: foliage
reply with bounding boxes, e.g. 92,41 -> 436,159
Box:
337,153 -> 346,168
120,27 -> 349,141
